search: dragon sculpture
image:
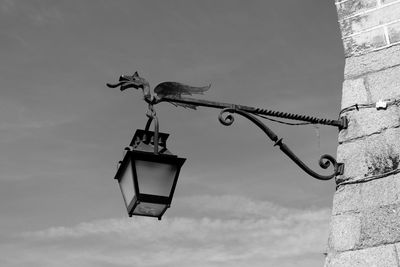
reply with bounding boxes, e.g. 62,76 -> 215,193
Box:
107,72 -> 211,109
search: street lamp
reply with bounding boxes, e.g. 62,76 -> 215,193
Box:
108,72 -> 347,220
114,124 -> 186,220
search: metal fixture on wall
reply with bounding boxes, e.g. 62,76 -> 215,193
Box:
107,72 -> 346,219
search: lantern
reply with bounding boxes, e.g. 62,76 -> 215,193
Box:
114,129 -> 186,220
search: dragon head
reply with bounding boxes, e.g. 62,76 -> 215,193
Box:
107,71 -> 152,99
110,71 -> 148,91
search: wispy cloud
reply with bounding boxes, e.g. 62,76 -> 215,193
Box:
28,5 -> 63,26
6,195 -> 330,267
0,0 -> 15,14
0,0 -> 63,25
0,98 -> 75,132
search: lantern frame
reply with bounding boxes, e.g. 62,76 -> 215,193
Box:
114,129 -> 186,220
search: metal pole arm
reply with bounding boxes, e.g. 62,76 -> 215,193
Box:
157,96 -> 347,130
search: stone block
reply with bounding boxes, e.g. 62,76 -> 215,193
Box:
337,140 -> 370,182
365,64 -> 400,101
329,214 -> 361,251
337,140 -> 367,182
339,3 -> 400,36
338,105 -> 400,142
336,0 -> 377,20
326,244 -> 398,267
360,204 -> 400,247
341,78 -> 369,109
388,21 -> 400,44
337,127 -> 400,182
343,27 -> 387,57
360,173 -> 400,209
344,43 -> 400,78
332,183 -> 361,215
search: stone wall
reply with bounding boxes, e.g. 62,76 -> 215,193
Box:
325,0 -> 400,266
336,0 -> 400,57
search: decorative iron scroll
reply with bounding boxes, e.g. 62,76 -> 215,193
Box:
218,108 -> 344,181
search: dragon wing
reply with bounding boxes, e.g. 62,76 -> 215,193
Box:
153,82 -> 211,109
154,82 -> 210,97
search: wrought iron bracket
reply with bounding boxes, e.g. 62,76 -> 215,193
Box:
148,95 -> 345,180
218,108 -> 344,180
109,79 -> 346,180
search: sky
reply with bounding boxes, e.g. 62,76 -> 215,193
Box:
0,1 -> 344,266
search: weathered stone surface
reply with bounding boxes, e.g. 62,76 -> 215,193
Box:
339,3 -> 400,36
343,27 -> 387,57
395,243 -> 400,263
336,0 -> 377,20
328,2 -> 400,266
326,244 -> 398,267
329,214 -> 361,251
344,44 -> 400,78
388,21 -> 400,43
333,174 -> 400,215
339,105 -> 400,142
382,0 -> 399,4
337,127 -> 400,182
360,204 -> 400,247
332,183 -> 361,215
365,64 -> 400,101
341,78 -> 369,109
360,173 -> 400,209
336,140 -> 367,182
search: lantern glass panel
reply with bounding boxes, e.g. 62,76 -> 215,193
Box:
119,160 -> 136,207
135,160 -> 178,197
133,202 -> 167,217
